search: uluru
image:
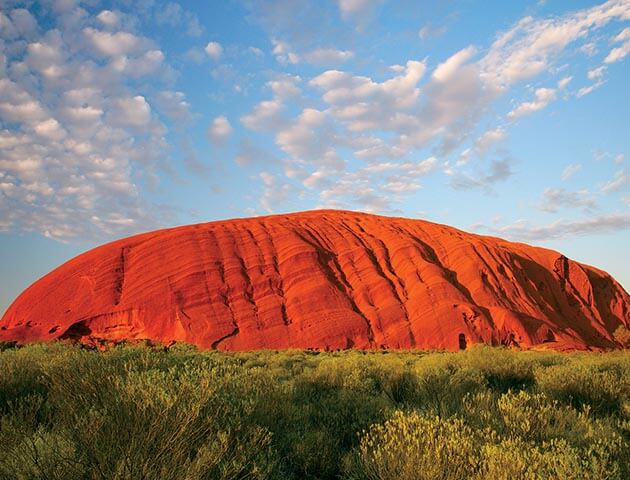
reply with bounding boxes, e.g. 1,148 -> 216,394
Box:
1,210 -> 628,351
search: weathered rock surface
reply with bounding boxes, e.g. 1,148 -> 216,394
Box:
1,210 -> 628,350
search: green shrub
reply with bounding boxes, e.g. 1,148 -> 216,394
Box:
0,344 -> 628,479
345,410 -> 482,480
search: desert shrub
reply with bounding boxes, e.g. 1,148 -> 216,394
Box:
457,345 -> 538,392
271,360 -> 390,479
478,437 -> 623,480
1,344 -> 628,479
534,358 -> 630,416
0,346 -> 49,416
345,410 -> 483,480
613,325 -> 630,349
347,398 -> 627,480
412,362 -> 487,416
0,347 -> 278,479
0,341 -> 18,352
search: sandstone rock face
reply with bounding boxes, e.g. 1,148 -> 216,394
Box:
1,210 -> 628,350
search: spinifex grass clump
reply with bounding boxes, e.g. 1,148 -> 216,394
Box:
0,343 -> 628,479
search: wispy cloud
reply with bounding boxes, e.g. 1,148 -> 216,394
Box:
490,213 -> 630,241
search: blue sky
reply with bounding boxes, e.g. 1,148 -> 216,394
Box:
1,0 -> 629,315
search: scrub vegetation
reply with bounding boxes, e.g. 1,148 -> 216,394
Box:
0,342 -> 628,479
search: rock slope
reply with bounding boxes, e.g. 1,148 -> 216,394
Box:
1,210 -> 628,350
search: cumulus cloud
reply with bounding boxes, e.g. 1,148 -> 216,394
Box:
241,100 -> 285,131
310,60 -> 426,132
307,156 -> 437,212
83,27 -> 146,57
474,127 -> 505,155
480,1 -> 630,88
604,26 -> 630,63
588,65 -> 606,80
432,46 -> 477,82
110,96 -> 153,128
240,74 -> 302,132
271,38 -> 299,64
604,41 -> 630,62
0,4 -> 182,241
205,41 -> 223,60
207,115 -> 233,145
557,76 -> 573,89
276,108 -> 343,169
507,87 -> 556,119
96,10 -> 119,27
234,0 -> 630,216
153,90 -> 194,123
267,74 -> 301,98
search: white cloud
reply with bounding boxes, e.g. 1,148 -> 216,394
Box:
580,42 -> 598,56
205,41 -> 223,60
0,8 -> 38,40
245,0 -> 629,216
207,115 -> 233,144
432,46 -> 476,82
507,87 -> 556,119
604,41 -> 630,63
538,188 -> 597,213
601,169 -> 629,193
557,75 -> 573,88
26,35 -> 67,79
153,90 -> 193,122
577,79 -> 605,97
33,118 -> 67,140
248,46 -> 264,56
0,7 -> 182,241
561,163 -> 582,180
310,60 -> 425,132
267,74 -> 301,98
418,24 -> 447,40
110,49 -> 165,77
154,2 -> 203,37
303,48 -> 354,64
337,0 -> 383,19
276,108 -> 342,168
480,1 -> 630,89
259,172 -> 294,212
614,27 -> 630,42
450,158 -> 513,190
492,213 -> 630,241
111,95 -> 152,128
241,100 -> 285,131
96,10 -> 119,27
271,38 -> 299,64
83,27 -> 146,57
587,65 -> 606,79
604,25 -> 630,63
10,8 -> 38,37
474,127 -> 505,155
